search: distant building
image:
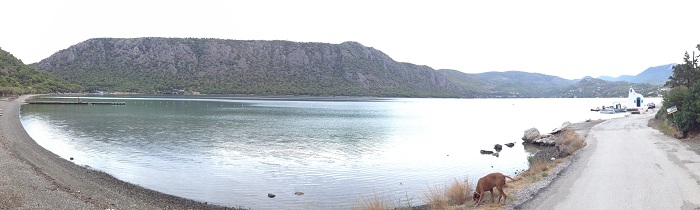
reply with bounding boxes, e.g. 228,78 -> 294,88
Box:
627,88 -> 644,109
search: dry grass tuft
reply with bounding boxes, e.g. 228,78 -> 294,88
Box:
354,194 -> 392,210
423,185 -> 450,209
557,130 -> 586,153
656,117 -> 679,136
521,155 -> 552,178
445,178 -> 471,205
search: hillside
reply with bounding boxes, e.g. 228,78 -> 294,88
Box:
597,64 -> 674,85
438,70 -> 576,97
31,38 -> 670,98
555,78 -> 660,98
32,38 -> 463,97
0,47 -> 80,95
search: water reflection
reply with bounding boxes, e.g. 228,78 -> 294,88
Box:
21,96 -> 656,209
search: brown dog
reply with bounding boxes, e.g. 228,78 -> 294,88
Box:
473,172 -> 517,206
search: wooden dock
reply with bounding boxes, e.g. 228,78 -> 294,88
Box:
28,101 -> 126,105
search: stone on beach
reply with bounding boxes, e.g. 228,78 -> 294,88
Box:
522,128 -> 540,143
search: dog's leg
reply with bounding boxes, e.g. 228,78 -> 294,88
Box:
496,186 -> 507,204
475,192 -> 484,206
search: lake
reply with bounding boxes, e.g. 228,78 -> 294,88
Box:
19,96 -> 656,209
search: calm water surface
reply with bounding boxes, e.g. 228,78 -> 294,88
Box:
20,96 -> 657,209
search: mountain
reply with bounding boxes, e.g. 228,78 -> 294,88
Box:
0,47 -> 80,95
31,37 -> 669,98
438,70 -> 576,97
555,78 -> 660,98
596,64 -> 675,85
33,38 -> 463,97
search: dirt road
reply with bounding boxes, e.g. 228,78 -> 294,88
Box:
518,111 -> 700,209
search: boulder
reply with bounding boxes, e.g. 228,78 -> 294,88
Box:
522,128 -> 540,143
533,136 -> 556,146
550,121 -> 572,134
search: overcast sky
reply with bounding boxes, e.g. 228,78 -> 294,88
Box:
2,0 -> 698,79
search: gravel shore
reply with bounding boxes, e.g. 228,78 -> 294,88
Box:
0,96 -> 238,209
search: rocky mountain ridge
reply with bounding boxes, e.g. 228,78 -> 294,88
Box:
32,38 -> 668,98
33,38 -> 463,97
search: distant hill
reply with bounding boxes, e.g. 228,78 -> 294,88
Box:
596,64 -> 675,85
438,70 -> 576,97
32,38 -> 463,97
0,47 -> 80,95
555,78 -> 660,98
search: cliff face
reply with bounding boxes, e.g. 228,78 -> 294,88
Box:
33,38 -> 463,97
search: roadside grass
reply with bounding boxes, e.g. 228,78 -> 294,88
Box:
655,117 -> 679,136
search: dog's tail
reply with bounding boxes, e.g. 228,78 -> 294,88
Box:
504,175 -> 520,181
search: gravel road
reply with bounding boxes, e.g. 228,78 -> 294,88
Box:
518,110 -> 700,209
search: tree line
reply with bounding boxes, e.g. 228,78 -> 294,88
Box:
657,44 -> 700,135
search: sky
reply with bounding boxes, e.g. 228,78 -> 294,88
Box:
2,0 -> 699,79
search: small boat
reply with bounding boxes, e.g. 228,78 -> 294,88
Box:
599,106 -> 616,114
613,103 -> 627,113
590,107 -> 601,111
599,102 -> 627,114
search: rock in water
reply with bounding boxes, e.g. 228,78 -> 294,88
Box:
480,150 -> 494,154
522,128 -> 540,143
268,193 -> 276,198
494,144 -> 503,151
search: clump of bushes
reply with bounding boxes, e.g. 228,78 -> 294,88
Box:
657,44 -> 700,137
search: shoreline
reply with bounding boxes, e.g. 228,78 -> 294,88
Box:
2,95 -> 621,209
0,96 -> 239,209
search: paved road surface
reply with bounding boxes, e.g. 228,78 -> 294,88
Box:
519,111 -> 700,209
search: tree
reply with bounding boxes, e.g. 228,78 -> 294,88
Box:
659,44 -> 700,134
666,44 -> 700,88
